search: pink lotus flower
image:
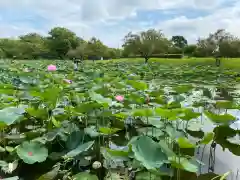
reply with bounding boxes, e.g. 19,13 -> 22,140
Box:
28,152 -> 33,156
47,64 -> 57,71
63,79 -> 72,84
115,95 -> 124,102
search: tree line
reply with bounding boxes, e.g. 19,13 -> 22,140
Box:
0,27 -> 239,61
0,27 -> 121,60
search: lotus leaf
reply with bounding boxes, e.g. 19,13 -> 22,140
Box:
0,105 -> 27,125
17,141 -> 48,164
130,135 -> 168,170
73,172 -> 98,180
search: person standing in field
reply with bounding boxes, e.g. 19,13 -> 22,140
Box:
213,45 -> 221,67
73,58 -> 78,71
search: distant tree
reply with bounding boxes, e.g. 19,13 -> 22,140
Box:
2,26 -> 240,60
87,37 -> 108,61
67,42 -> 88,60
0,48 -> 4,58
184,45 -> 197,57
107,48 -> 122,59
47,27 -> 80,58
19,33 -> 49,59
171,36 -> 188,50
195,29 -> 234,57
122,29 -> 169,63
0,39 -> 23,59
168,46 -> 182,54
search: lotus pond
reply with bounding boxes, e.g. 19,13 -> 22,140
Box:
1,60 -> 240,180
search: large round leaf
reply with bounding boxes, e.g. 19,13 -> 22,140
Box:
130,136 -> 168,170
66,130 -> 85,150
17,141 -> 48,164
0,105 -> 27,125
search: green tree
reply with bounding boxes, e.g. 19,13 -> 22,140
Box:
0,39 -> 23,59
171,36 -> 188,50
19,33 -> 49,59
184,45 -> 197,57
47,27 -> 79,58
87,37 -> 108,61
67,42 -> 88,60
195,29 -> 234,57
219,39 -> 240,58
107,48 -> 122,59
122,29 -> 169,63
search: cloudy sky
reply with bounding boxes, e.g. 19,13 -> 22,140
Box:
0,0 -> 240,47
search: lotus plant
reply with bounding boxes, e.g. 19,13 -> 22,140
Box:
115,95 -> 124,102
47,64 -> 57,71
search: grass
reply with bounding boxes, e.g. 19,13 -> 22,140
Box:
97,57 -> 240,71
3,57 -> 240,71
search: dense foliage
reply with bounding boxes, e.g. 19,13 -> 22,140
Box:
1,28 -> 240,60
0,60 -> 240,179
0,27 -> 121,60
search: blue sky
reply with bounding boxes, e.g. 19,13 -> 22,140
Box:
0,0 -> 239,47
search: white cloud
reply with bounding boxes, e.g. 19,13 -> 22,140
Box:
158,2 -> 240,43
0,0 -> 239,47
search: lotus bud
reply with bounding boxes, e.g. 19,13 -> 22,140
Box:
92,161 -> 102,169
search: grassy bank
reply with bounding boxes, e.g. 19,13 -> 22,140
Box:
2,57 -> 240,71
93,57 -> 240,70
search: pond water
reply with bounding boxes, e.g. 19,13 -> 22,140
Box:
197,144 -> 240,180
89,70 -> 240,179
191,86 -> 240,180
112,84 -> 240,179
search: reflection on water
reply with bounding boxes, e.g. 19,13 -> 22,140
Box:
194,87 -> 240,180
197,144 -> 240,180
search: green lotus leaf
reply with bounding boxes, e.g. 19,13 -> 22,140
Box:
142,117 -> 165,128
215,100 -> 233,109
99,127 -> 121,135
130,135 -> 168,170
137,127 -> 164,138
177,137 -> 196,148
169,156 -> 198,173
73,172 -> 98,180
204,111 -> 236,124
89,91 -> 112,107
173,85 -> 193,94
132,108 -> 154,117
66,130 -> 85,150
135,171 -> 161,180
155,108 -> 181,120
64,141 -> 94,158
37,165 -> 60,180
17,141 -> 48,164
84,126 -> 101,137
127,80 -> 148,90
0,105 -> 28,125
200,132 -> 214,145
181,109 -> 201,121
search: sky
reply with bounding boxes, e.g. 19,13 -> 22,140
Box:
0,0 -> 240,48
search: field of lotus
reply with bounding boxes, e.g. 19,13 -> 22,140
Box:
0,60 -> 240,180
